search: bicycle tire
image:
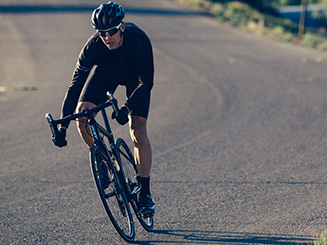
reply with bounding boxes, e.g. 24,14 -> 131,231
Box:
89,146 -> 135,242
116,138 -> 154,232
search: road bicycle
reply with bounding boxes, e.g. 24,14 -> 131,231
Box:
45,92 -> 153,242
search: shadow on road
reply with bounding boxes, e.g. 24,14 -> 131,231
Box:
135,229 -> 313,244
0,4 -> 209,17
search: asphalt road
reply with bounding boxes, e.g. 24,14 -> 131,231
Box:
1,0 -> 327,244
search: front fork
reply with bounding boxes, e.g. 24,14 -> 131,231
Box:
89,118 -> 126,195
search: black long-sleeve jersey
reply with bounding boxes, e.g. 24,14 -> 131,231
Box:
61,23 -> 154,125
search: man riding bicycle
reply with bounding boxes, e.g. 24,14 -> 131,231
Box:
53,1 -> 155,217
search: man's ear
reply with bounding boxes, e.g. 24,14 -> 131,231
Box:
120,22 -> 125,33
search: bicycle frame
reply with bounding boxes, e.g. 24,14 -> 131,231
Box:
46,92 -> 154,239
87,109 -> 141,205
86,109 -> 140,204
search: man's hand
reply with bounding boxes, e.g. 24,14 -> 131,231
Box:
112,106 -> 129,125
52,128 -> 67,147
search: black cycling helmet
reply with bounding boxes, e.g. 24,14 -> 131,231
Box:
91,1 -> 125,30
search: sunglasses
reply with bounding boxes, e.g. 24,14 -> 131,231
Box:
98,22 -> 122,37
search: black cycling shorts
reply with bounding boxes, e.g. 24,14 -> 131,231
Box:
79,66 -> 150,119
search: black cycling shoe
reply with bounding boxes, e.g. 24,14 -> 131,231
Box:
99,160 -> 110,189
139,195 -> 155,218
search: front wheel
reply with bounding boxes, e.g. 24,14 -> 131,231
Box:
116,138 -> 154,231
89,146 -> 135,242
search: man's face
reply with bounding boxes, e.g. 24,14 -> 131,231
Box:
99,22 -> 125,50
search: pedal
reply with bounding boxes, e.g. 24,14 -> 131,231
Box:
142,212 -> 154,219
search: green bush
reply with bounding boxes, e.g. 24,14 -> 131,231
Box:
303,33 -> 319,47
218,1 -> 264,27
318,40 -> 327,50
282,32 -> 295,41
272,26 -> 284,35
314,231 -> 327,245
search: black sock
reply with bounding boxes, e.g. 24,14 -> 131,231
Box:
138,176 -> 151,197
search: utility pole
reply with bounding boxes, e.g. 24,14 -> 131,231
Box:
298,0 -> 308,39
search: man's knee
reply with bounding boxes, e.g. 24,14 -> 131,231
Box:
77,101 -> 96,113
76,101 -> 96,130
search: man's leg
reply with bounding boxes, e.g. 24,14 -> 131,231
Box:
129,115 -> 154,215
129,115 -> 152,177
76,101 -> 97,149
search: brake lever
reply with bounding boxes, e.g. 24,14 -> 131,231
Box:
45,113 -> 59,139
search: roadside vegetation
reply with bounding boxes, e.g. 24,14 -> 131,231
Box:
176,0 -> 327,50
314,231 -> 327,245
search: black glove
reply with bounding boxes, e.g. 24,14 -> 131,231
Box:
112,106 -> 129,125
52,128 -> 67,147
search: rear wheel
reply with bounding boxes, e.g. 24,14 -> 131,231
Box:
116,138 -> 154,231
90,146 -> 135,242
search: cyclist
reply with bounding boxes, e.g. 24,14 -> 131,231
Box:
52,1 -> 155,217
